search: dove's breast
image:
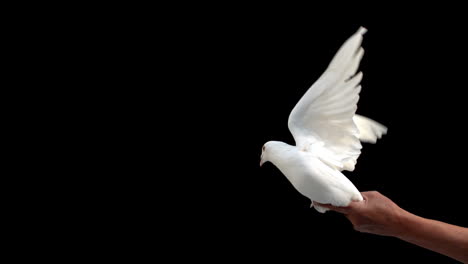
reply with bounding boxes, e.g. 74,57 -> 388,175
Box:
275,150 -> 333,199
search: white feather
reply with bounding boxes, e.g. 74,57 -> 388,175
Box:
262,27 -> 387,213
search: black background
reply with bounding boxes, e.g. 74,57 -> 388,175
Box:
72,6 -> 468,263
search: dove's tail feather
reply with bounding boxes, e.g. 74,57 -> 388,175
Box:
353,114 -> 387,143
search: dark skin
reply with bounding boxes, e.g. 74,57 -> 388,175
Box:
314,191 -> 468,263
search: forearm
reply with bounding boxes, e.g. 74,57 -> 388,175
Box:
396,211 -> 468,263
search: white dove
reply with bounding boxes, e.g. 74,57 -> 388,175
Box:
260,27 -> 387,213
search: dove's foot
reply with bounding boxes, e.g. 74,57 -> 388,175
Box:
311,201 -> 329,213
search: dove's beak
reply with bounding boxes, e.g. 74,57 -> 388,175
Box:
260,154 -> 265,167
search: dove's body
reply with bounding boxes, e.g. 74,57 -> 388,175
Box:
266,141 -> 362,212
260,27 -> 387,213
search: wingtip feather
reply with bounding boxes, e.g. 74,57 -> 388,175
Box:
358,27 -> 367,35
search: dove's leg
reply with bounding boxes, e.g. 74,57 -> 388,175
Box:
311,201 -> 329,213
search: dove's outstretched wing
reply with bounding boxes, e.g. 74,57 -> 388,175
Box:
288,27 -> 382,172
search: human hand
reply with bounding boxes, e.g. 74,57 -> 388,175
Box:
314,191 -> 410,237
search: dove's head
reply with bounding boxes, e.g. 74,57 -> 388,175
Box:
260,141 -> 290,167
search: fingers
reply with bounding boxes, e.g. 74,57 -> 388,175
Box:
313,201 -> 351,214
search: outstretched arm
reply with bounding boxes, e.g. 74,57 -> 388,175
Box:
315,191 -> 468,263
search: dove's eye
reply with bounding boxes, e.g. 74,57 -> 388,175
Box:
262,145 -> 266,151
